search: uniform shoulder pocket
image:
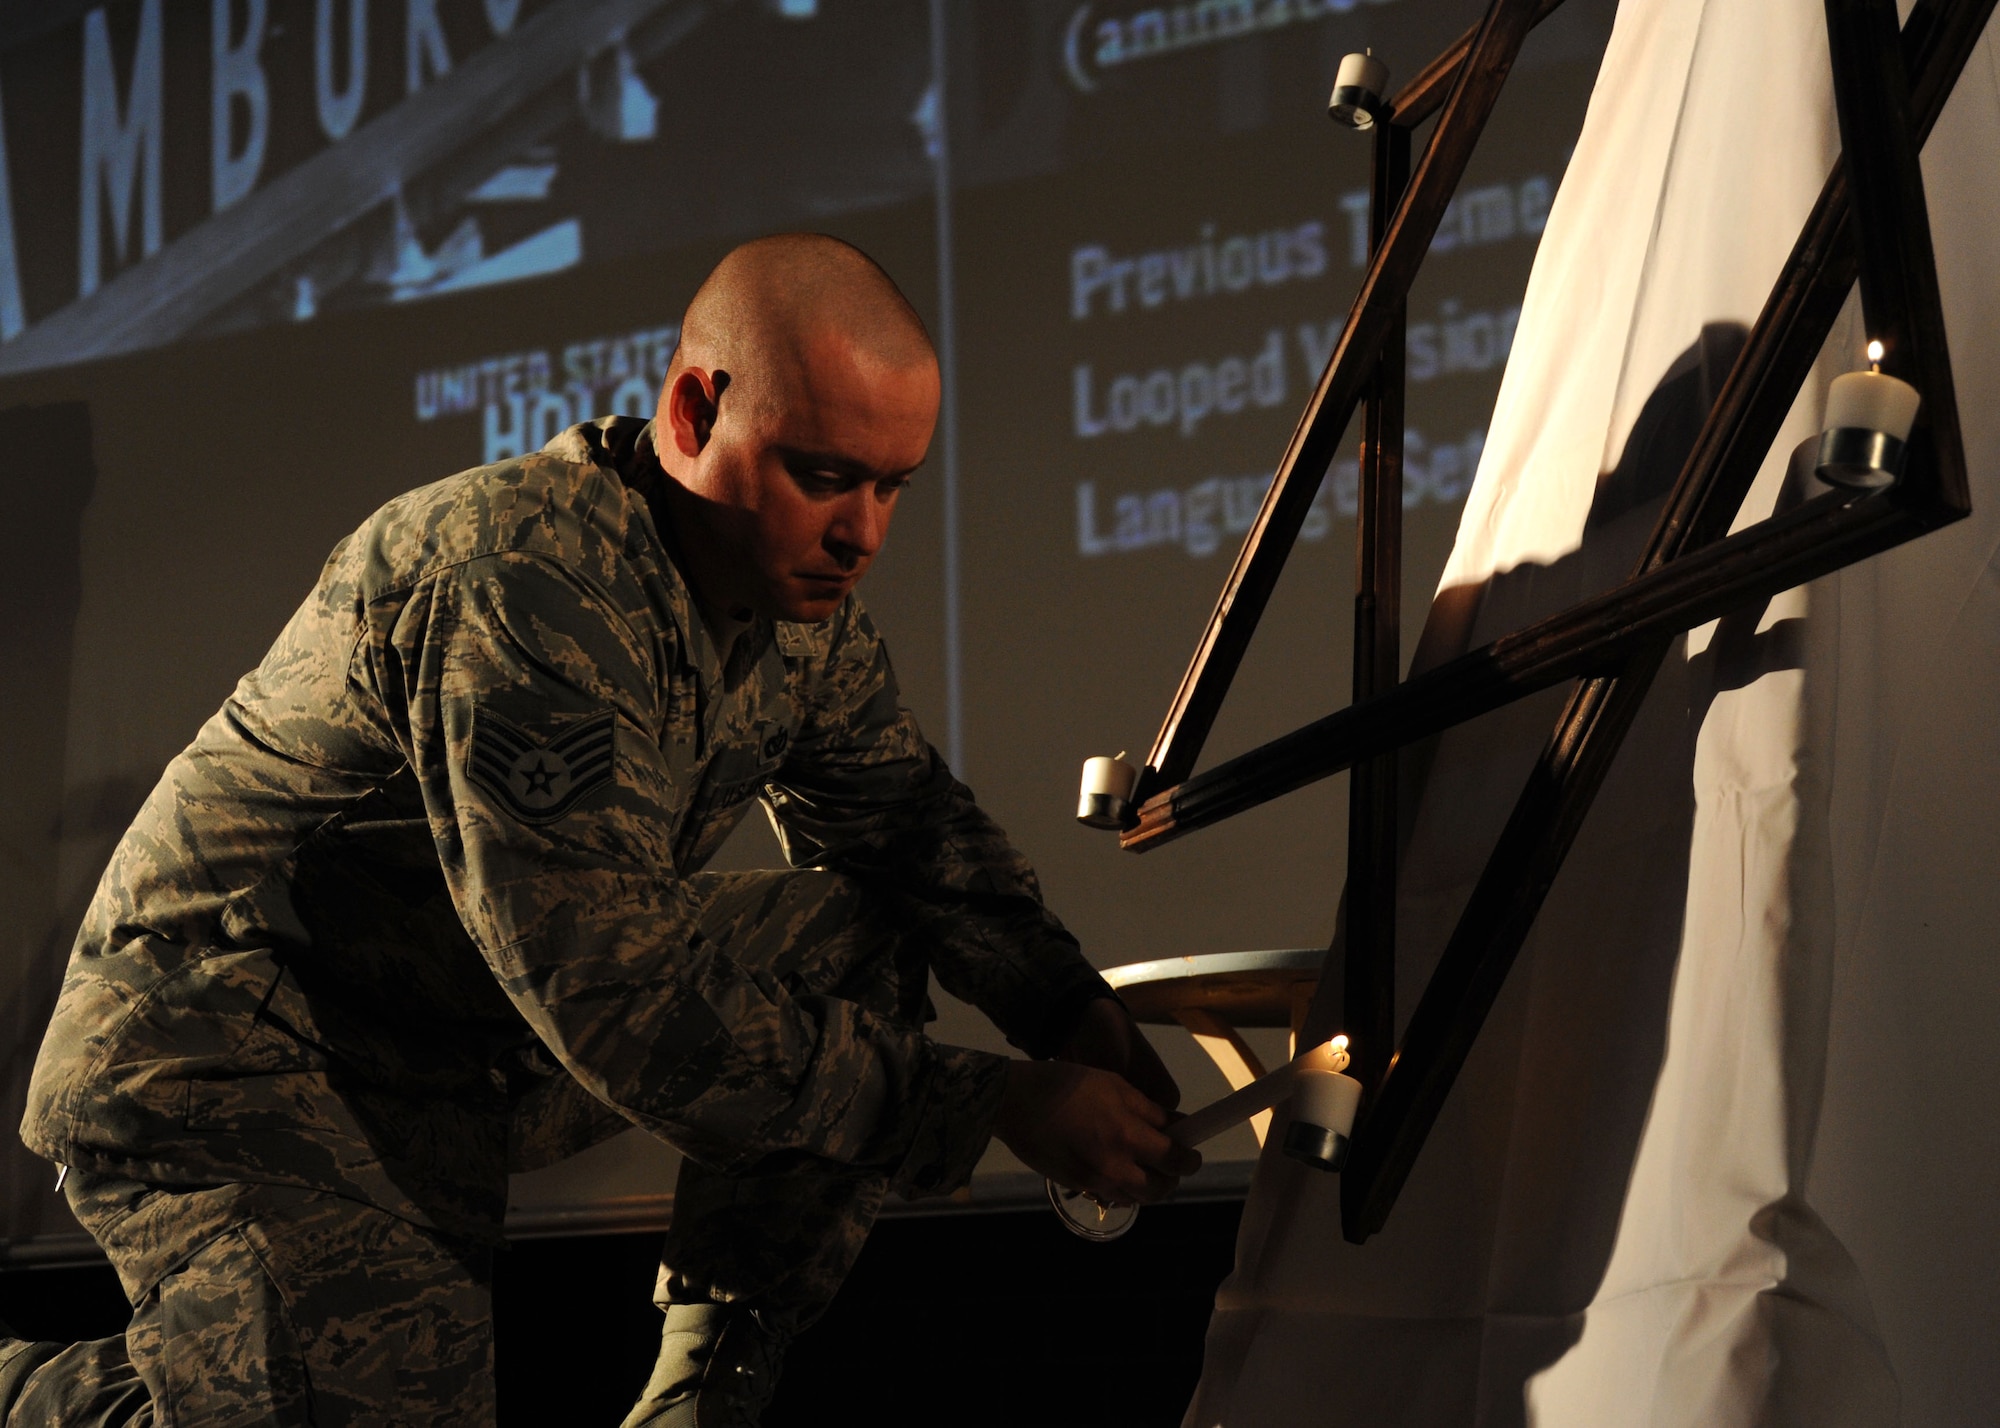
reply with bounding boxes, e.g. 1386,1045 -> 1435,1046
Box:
467,706 -> 618,825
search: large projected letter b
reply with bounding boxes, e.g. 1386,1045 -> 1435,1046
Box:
212,0 -> 270,213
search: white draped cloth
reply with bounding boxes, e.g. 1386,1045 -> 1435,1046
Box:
1184,2 -> 2000,1424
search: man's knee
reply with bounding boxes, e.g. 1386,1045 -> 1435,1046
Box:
220,1196 -> 495,1425
2,1336 -> 147,1427
50,1182 -> 496,1428
153,1227 -> 316,1423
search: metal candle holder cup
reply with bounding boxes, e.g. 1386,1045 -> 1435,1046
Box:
1328,51 -> 1390,130
1817,342 -> 1922,490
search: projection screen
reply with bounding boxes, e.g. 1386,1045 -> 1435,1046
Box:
0,0 -> 1614,1258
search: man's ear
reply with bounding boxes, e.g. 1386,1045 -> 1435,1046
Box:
665,368 -> 722,458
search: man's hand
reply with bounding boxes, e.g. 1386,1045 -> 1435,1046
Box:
992,1061 -> 1201,1205
1056,996 -> 1181,1111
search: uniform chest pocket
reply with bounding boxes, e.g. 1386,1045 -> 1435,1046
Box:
699,723 -> 792,814
676,726 -> 793,871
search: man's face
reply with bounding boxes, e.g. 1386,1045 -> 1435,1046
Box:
661,333 -> 939,623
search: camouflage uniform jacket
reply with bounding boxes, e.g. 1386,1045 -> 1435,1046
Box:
23,416 -> 1109,1244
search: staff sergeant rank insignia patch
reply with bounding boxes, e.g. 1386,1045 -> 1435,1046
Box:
468,708 -> 617,824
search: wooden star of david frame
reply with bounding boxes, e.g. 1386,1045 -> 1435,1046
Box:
1110,0 -> 1989,1243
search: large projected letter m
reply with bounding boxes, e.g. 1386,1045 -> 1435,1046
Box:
79,0 -> 164,300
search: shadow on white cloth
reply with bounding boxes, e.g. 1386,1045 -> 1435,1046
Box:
1183,2 -> 2000,1424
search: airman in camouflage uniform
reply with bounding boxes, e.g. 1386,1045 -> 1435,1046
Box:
8,236 -> 1190,1426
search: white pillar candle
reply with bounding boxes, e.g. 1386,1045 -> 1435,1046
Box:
1826,368 -> 1921,440
1076,753 -> 1140,828
1334,50 -> 1389,102
1292,1067 -> 1363,1139
1079,755 -> 1137,800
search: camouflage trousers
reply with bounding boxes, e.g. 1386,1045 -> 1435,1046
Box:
654,870 -> 937,1337
0,1176 -> 493,1426
0,870 -> 937,1421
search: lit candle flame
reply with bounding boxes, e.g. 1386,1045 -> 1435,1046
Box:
1324,1034 -> 1352,1075
1867,339 -> 1885,369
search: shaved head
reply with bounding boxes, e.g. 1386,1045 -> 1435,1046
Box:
651,234 -> 941,622
669,233 -> 936,416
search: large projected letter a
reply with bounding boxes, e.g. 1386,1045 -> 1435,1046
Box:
78,0 -> 164,300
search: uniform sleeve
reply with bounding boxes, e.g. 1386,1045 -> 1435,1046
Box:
371,551 -> 1005,1195
764,601 -> 1114,1059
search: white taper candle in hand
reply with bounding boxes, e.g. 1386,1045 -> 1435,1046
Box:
1168,1035 -> 1363,1177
